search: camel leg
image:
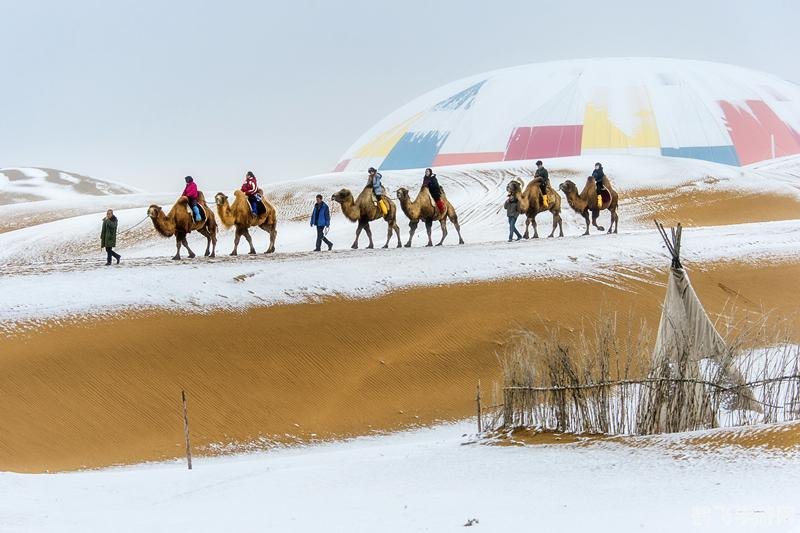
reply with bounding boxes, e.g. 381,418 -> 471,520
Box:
242,228 -> 256,254
436,218 -> 448,246
549,211 -> 563,238
383,221 -> 393,249
393,222 -> 402,248
199,228 -> 211,257
592,209 -> 605,232
231,228 -> 241,256
609,208 -> 619,234
182,238 -> 196,259
530,213 -> 539,239
522,216 -> 531,239
352,221 -> 363,249
262,224 -> 276,254
581,211 -> 590,236
424,220 -> 434,247
448,211 -> 465,244
405,220 -> 418,248
210,229 -> 217,257
172,238 -> 182,260
364,222 -> 374,249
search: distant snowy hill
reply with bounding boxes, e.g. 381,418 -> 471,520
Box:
0,167 -> 138,205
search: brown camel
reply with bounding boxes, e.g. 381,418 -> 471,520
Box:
214,189 -> 277,255
505,178 -> 564,238
148,192 -> 218,260
395,186 -> 464,247
559,176 -> 619,235
331,186 -> 402,249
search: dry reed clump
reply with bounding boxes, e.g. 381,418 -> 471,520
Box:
489,312 -> 800,437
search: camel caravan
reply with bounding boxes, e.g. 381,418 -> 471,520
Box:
140,163 -> 620,260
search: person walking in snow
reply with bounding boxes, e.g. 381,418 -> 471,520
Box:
241,170 -> 261,216
422,168 -> 445,213
310,194 -> 333,251
101,209 -> 121,265
504,193 -> 523,242
182,176 -> 202,221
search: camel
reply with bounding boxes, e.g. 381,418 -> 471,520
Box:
214,189 -> 277,255
395,186 -> 464,247
505,178 -> 564,238
148,192 -> 218,260
559,176 -> 619,235
330,186 -> 402,249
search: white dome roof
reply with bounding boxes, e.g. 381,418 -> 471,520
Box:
335,58 -> 800,172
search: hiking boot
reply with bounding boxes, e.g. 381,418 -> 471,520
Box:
116,256 -> 121,264
327,242 -> 333,251
105,262 -> 111,266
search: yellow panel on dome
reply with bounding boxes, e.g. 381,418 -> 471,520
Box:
581,97 -> 660,150
354,112 -> 424,158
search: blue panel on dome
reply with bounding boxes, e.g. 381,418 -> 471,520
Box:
381,131 -> 450,170
661,146 -> 740,166
432,80 -> 486,111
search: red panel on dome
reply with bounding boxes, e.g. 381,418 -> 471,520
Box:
333,160 -> 350,172
432,152 -> 505,166
719,100 -> 800,165
504,127 -> 532,161
504,125 -> 582,161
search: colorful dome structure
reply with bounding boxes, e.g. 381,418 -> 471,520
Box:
335,58 -> 800,172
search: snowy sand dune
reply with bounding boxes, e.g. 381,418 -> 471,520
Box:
2,218 -> 799,323
1,422 -> 798,533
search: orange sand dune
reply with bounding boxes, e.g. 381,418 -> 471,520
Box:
1,260 -> 799,472
627,189 -> 800,227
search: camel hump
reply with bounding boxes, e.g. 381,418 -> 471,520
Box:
197,190 -> 206,203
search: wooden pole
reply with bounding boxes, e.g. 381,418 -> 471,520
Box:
476,380 -> 482,434
182,389 -> 193,470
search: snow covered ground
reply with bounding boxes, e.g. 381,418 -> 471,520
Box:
2,218 -> 800,324
1,421 -> 798,532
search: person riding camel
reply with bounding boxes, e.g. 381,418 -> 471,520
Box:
182,176 -> 202,221
241,170 -> 260,216
422,168 -> 445,213
592,162 -> 606,209
532,160 -> 550,207
368,167 -> 388,215
592,162 -> 606,192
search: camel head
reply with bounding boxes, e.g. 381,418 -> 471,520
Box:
506,179 -> 523,195
396,187 -> 410,201
330,188 -> 353,204
214,192 -> 228,206
147,205 -> 163,219
559,180 -> 578,195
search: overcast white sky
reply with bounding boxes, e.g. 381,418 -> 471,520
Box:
1,0 -> 798,191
